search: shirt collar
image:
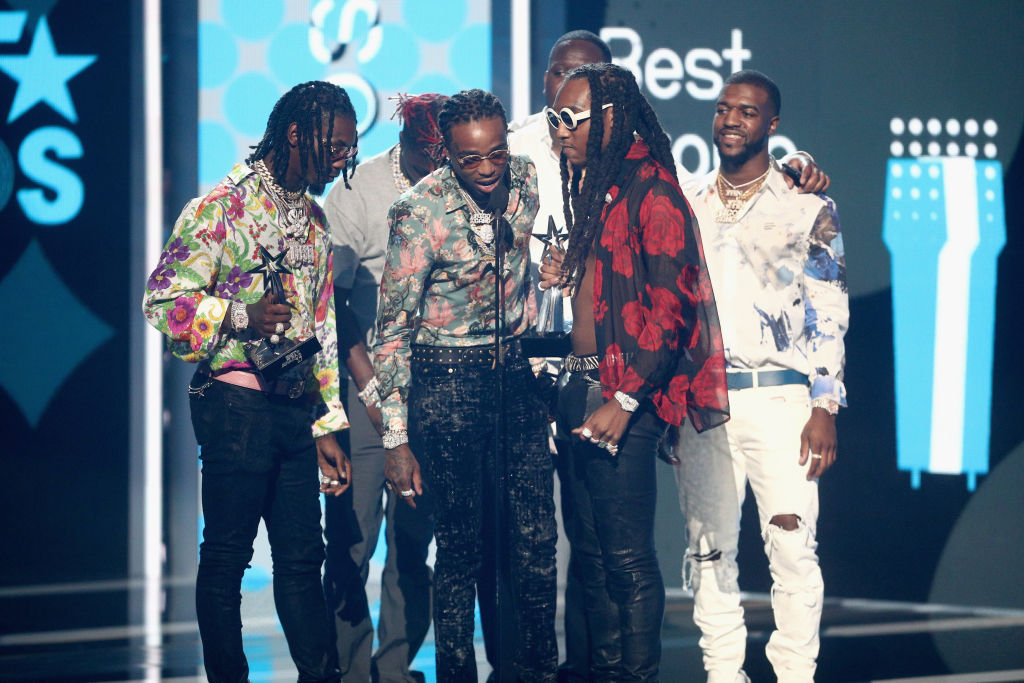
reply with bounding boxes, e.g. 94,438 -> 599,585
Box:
625,138 -> 650,160
229,162 -> 256,186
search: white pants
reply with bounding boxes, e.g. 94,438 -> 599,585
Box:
674,384 -> 824,683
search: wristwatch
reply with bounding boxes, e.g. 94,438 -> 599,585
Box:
614,390 -> 639,413
811,397 -> 839,415
230,300 -> 248,333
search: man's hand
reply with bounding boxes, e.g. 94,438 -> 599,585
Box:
385,443 -> 423,508
799,407 -> 837,480
538,246 -> 571,297
316,433 -> 352,496
247,291 -> 292,339
782,153 -> 831,194
365,403 -> 385,437
573,400 -> 632,455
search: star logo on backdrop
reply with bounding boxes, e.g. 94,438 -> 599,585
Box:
0,16 -> 96,123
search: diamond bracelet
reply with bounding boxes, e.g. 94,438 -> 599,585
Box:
382,429 -> 409,450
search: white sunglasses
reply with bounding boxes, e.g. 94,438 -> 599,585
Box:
545,102 -> 613,130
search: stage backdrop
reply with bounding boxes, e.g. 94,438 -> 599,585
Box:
0,0 -> 131,635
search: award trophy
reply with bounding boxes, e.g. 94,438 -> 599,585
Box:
244,245 -> 322,381
521,216 -> 571,358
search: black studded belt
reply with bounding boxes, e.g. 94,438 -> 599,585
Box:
410,339 -> 522,365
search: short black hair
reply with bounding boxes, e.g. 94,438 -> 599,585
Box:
247,80 -> 357,188
723,69 -> 781,117
437,89 -> 507,144
551,30 -> 612,63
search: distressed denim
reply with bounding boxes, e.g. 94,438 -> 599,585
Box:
190,377 -> 340,683
408,350 -> 558,682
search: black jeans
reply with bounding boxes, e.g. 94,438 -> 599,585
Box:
408,349 -> 558,682
190,376 -> 340,683
555,369 -> 668,682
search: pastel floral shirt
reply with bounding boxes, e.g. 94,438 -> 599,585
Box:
683,162 -> 849,407
373,154 -> 540,433
592,141 -> 730,431
142,163 -> 348,437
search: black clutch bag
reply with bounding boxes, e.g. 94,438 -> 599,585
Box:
246,335 -> 322,381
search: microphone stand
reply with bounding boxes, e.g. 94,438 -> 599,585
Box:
488,177 -> 510,681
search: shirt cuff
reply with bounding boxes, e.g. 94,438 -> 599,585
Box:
312,400 -> 349,437
810,375 -> 847,408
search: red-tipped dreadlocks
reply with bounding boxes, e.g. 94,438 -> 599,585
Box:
390,92 -> 448,165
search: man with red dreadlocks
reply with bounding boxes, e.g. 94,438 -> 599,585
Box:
321,92 -> 447,683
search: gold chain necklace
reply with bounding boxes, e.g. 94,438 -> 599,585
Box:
714,162 -> 772,223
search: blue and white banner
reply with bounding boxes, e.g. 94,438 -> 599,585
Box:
883,157 -> 1005,490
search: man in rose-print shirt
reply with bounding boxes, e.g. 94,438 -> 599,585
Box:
540,63 -> 729,681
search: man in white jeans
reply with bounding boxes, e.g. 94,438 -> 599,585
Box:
675,69 -> 849,683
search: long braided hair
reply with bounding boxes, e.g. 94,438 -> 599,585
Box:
246,80 -> 357,189
559,63 -> 677,292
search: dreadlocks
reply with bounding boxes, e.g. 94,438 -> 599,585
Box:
558,63 -> 677,292
437,89 -> 507,144
391,92 -> 448,166
247,80 -> 357,189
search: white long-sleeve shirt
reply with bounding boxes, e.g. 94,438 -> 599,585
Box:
682,164 -> 849,406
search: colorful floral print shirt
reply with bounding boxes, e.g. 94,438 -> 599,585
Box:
592,141 -> 730,431
373,154 -> 540,433
683,162 -> 848,407
142,163 -> 348,437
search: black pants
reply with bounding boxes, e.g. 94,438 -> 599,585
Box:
323,378 -> 433,683
555,369 -> 668,682
408,350 -> 558,682
190,376 -> 340,683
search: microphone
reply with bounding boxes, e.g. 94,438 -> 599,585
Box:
487,169 -> 512,249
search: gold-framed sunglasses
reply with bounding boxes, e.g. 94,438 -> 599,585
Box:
545,103 -> 613,130
326,140 -> 358,163
455,148 -> 510,169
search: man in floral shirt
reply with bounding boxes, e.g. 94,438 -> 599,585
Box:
142,81 -> 355,683
373,89 -> 557,681
540,63 -> 729,681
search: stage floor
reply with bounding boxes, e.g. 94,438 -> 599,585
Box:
2,585 -> 1023,682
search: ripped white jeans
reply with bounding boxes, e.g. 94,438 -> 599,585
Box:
673,383 -> 824,683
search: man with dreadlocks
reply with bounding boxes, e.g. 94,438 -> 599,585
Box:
142,80 -> 357,682
321,92 -> 446,683
540,63 -> 730,680
373,88 -> 558,681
